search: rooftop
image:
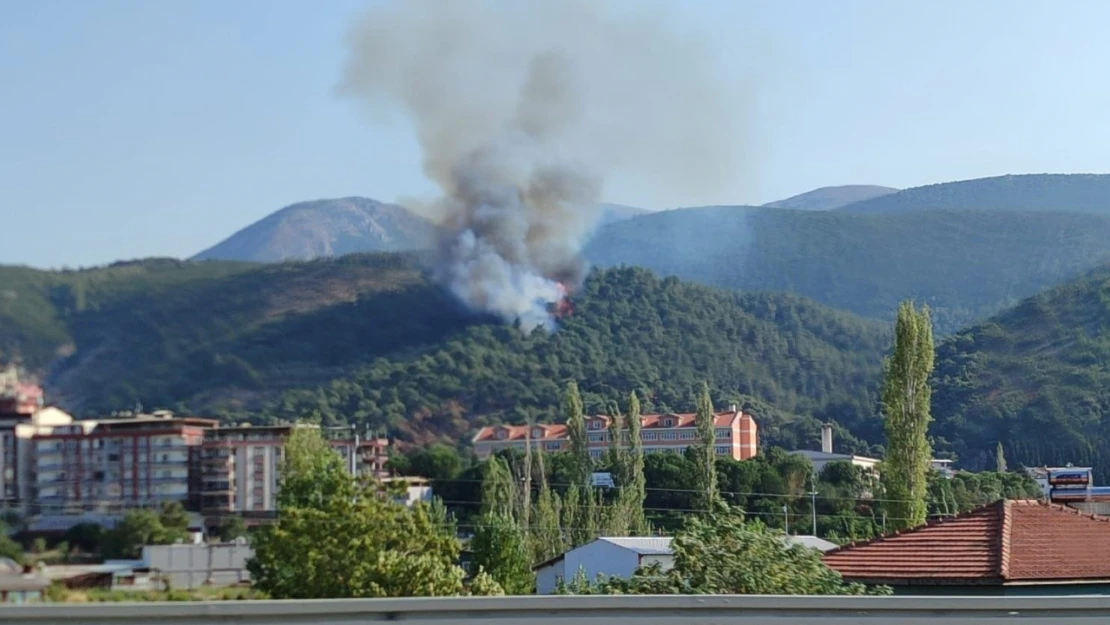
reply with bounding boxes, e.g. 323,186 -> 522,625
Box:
822,499 -> 1110,585
474,410 -> 753,443
598,536 -> 674,555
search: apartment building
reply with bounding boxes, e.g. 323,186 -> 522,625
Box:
33,412 -> 216,514
200,424 -> 390,517
0,407 -> 73,512
0,366 -> 43,417
472,405 -> 759,461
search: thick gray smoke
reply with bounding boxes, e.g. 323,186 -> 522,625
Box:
338,0 -> 745,330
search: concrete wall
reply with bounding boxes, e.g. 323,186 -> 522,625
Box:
141,543 -> 252,590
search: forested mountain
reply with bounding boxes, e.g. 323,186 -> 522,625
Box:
259,266 -> 891,449
932,263 -> 1110,481
0,255 -> 890,452
762,185 -> 898,210
838,173 -> 1110,215
584,206 -> 1110,334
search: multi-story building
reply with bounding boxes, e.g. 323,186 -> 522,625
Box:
0,407 -> 73,512
200,424 -> 390,518
0,366 -> 43,417
33,411 -> 216,514
472,405 -> 759,461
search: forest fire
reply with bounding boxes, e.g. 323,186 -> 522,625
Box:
549,282 -> 575,318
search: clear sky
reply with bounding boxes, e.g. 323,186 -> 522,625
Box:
3,0 -> 1109,268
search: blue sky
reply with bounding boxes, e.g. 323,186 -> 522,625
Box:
3,0 -> 1109,268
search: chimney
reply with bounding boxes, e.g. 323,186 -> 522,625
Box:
729,404 -> 738,414
821,423 -> 833,454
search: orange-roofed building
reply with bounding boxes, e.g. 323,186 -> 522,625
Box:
472,405 -> 757,461
823,499 -> 1110,595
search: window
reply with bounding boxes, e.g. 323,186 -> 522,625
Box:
589,420 -> 603,430
663,418 -> 674,427
588,433 -> 605,442
533,428 -> 544,439
679,431 -> 696,440
642,432 -> 657,441
715,446 -> 731,455
545,442 -> 561,451
589,449 -> 604,458
661,432 -> 678,441
716,428 -> 730,439
496,430 -> 507,440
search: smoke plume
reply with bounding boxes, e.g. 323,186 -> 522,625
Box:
338,0 -> 746,330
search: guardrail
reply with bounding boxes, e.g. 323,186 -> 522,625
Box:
2,594 -> 1110,624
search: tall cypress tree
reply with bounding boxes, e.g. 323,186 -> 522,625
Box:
626,391 -> 648,534
564,381 -> 589,487
995,442 -> 1008,473
880,301 -> 935,530
694,382 -> 719,510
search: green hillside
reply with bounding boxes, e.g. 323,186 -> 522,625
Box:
932,264 -> 1110,480
0,259 -> 257,371
584,206 -> 1110,334
256,266 -> 891,449
838,173 -> 1110,215
0,256 -> 890,452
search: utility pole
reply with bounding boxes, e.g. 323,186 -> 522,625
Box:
809,472 -> 818,536
350,424 -> 359,477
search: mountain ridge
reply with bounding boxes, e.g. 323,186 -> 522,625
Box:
837,173 -> 1110,215
763,185 -> 898,210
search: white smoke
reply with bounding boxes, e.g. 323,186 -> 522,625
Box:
338,0 -> 746,330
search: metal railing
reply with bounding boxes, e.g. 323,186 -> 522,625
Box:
1,594 -> 1109,623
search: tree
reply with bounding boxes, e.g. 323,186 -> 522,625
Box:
102,505 -> 189,559
694,382 -> 719,510
995,442 -> 1008,473
277,425 -> 354,510
63,523 -> 104,555
215,515 -> 248,542
249,424 -> 495,599
158,501 -> 190,537
562,505 -> 887,595
468,513 -> 534,595
0,520 -> 23,565
406,444 -> 464,483
626,391 -> 648,534
480,455 -> 517,520
564,381 -> 589,487
880,301 -> 935,530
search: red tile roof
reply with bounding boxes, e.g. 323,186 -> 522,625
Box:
472,411 -> 749,443
823,500 -> 1110,585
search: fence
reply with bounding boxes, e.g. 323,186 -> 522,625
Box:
1,594 -> 1110,624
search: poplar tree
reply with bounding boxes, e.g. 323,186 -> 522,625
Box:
880,301 -> 935,530
626,391 -> 648,534
694,382 -> 719,510
995,442 -> 1008,473
564,381 -> 589,487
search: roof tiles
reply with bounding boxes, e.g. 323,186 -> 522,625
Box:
823,500 -> 1110,585
473,411 -> 750,443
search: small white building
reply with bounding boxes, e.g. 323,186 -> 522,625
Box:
534,537 -> 674,594
793,424 -> 953,478
534,534 -> 839,594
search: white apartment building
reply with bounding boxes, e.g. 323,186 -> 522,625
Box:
0,407 -> 73,512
